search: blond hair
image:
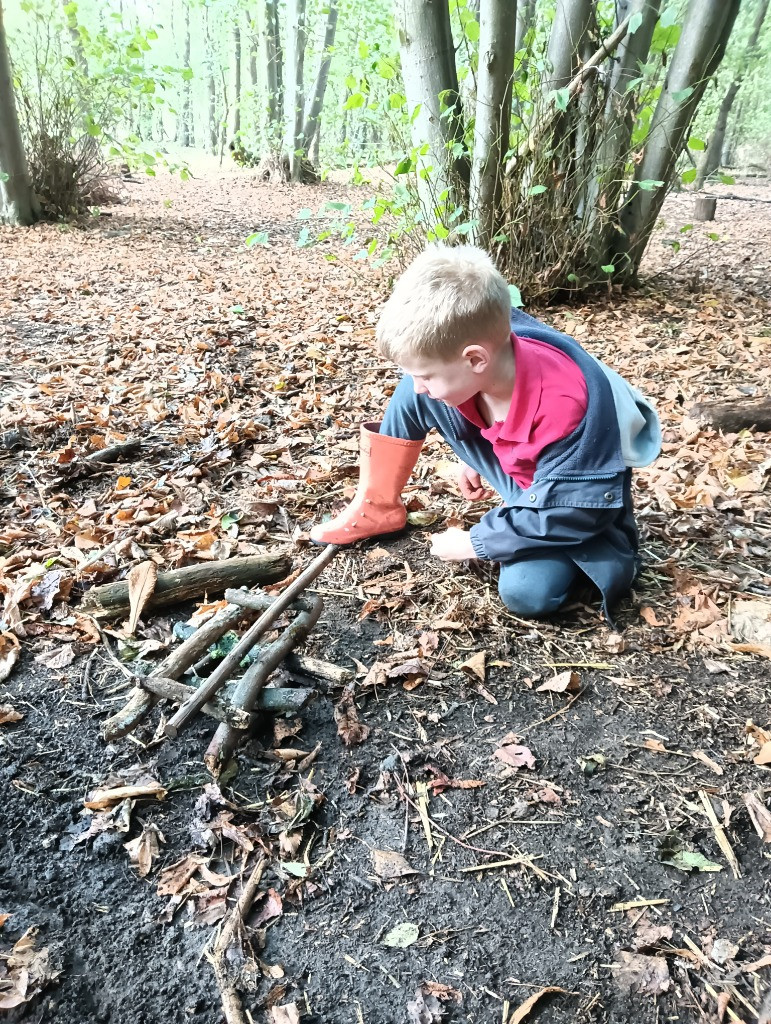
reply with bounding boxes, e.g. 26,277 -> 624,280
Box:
375,245 -> 511,363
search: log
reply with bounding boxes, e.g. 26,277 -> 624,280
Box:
81,554 -> 291,619
85,439 -> 142,464
688,397 -> 771,433
694,195 -> 717,221
285,653 -> 354,684
204,595 -> 324,776
164,545 -> 338,738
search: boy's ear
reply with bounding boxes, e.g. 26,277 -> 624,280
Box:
462,344 -> 491,372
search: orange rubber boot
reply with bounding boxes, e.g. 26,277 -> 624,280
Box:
310,422 -> 423,546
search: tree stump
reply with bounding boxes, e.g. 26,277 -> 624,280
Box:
695,195 -> 718,221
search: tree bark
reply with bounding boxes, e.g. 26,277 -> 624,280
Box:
205,5 -> 218,154
0,0 -> 41,226
283,0 -> 307,179
614,0 -> 741,277
394,0 -> 466,218
545,0 -> 593,91
515,0 -> 535,53
688,398 -> 771,433
232,25 -> 242,139
470,0 -> 517,248
301,0 -> 338,159
695,0 -> 770,189
179,2 -> 193,147
264,0 -> 283,128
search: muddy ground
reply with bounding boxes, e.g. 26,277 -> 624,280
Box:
1,166 -> 771,1024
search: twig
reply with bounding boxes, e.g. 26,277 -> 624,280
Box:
699,791 -> 741,880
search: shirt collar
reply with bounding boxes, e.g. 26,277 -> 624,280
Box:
497,333 -> 542,441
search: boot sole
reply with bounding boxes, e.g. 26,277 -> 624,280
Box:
309,526 -> 408,548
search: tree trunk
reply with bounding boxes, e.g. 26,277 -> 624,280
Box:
266,0 -> 283,126
204,6 -> 218,154
515,0 -> 535,53
283,0 -> 307,180
614,0 -> 741,277
688,398 -> 771,433
0,0 -> 41,226
394,0 -> 465,219
695,0 -> 770,189
470,0 -> 517,248
180,2 -> 192,147
232,25 -> 242,139
585,0 -> 660,241
545,0 -> 593,91
301,0 -> 338,159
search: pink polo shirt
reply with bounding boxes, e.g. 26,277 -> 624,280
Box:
457,333 -> 587,488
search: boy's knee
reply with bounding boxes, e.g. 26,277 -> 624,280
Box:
497,577 -> 568,618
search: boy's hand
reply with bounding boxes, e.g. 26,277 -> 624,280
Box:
430,528 -> 476,562
458,466 -> 494,501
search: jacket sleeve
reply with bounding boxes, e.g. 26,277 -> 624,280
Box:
469,503 -> 621,563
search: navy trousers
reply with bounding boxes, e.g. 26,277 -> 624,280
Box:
381,376 -> 578,618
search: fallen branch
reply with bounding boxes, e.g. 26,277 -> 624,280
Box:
285,653 -> 353,684
81,554 -> 291,620
208,857 -> 266,1024
165,545 -> 338,738
687,397 -> 771,433
204,595 -> 324,776
140,675 -> 316,723
84,439 -> 142,464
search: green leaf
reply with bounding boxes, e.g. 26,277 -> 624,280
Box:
659,6 -> 678,28
181,68 -> 194,81
601,264 -> 615,274
707,232 -> 720,241
628,11 -> 643,34
672,86 -> 694,105
296,208 -> 314,220
553,87 -> 570,112
280,861 -> 309,878
658,831 -> 722,873
687,137 -> 705,151
86,123 -> 102,137
508,283 -> 523,308
245,231 -> 269,247
638,179 -> 664,191
528,184 -> 548,196
464,18 -> 480,43
719,173 -> 735,185
394,157 -> 413,175
376,58 -> 396,80
679,223 -> 693,233
357,40 -> 369,60
343,92 -> 365,110
388,92 -> 406,109
681,168 -> 697,184
296,226 -> 313,248
382,922 -> 419,948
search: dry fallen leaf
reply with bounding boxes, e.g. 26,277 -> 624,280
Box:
507,986 -> 568,1024
84,780 -> 167,810
269,1001 -> 301,1024
755,742 -> 771,767
35,643 -> 76,670
459,650 -> 486,682
124,823 -> 165,877
334,686 -> 370,747
744,790 -> 771,842
157,854 -> 207,897
611,951 -> 670,996
0,703 -> 23,725
536,670 -> 580,694
0,927 -> 60,1010
0,633 -> 21,684
371,849 -> 418,879
493,737 -> 536,771
127,560 -> 158,634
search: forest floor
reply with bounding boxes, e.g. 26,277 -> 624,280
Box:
1,163 -> 771,1024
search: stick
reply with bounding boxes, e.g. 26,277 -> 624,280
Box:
285,653 -> 354,684
140,675 -> 317,721
209,857 -> 266,1024
166,546 -> 337,738
84,439 -> 142,464
102,602 -> 255,741
699,790 -> 741,879
204,596 -> 324,776
81,553 -> 291,619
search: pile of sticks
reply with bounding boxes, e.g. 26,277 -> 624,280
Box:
101,546 -> 345,774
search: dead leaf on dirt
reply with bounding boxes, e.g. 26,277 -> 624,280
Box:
754,742 -> 771,766
459,650 -> 486,682
126,560 -> 158,634
0,633 -> 21,684
603,632 -> 626,654
371,849 -> 418,880
252,888 -> 283,927
506,986 -> 568,1024
710,938 -> 739,965
84,780 -> 167,809
279,831 -> 303,858
0,703 -> 23,725
0,927 -> 61,1010
744,791 -> 771,842
731,599 -> 771,648
536,670 -> 580,694
611,951 -> 670,996
632,921 -> 674,951
493,735 -> 536,771
743,954 -> 771,974
34,643 -> 76,670
382,921 -> 419,948
407,986 -> 445,1024
386,657 -> 431,681
426,765 -> 485,795
334,686 -> 370,747
274,717 -> 303,744
269,1001 -> 301,1024
639,605 -> 665,627
346,767 -> 361,795
156,854 -> 207,897
190,887 -> 229,926
124,823 -> 165,877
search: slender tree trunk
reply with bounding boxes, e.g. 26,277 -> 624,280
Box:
394,0 -> 466,218
0,0 -> 41,226
695,0 -> 770,189
301,0 -> 338,159
284,0 -> 307,180
204,5 -> 218,154
232,24 -> 242,139
263,0 -> 283,130
545,0 -> 593,91
470,0 -> 517,248
180,2 -> 192,147
515,0 -> 535,52
615,0 -> 741,276
249,9 -> 258,90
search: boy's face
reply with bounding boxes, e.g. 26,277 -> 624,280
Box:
399,351 -> 482,408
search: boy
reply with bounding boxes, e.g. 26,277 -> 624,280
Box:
310,246 -> 661,620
